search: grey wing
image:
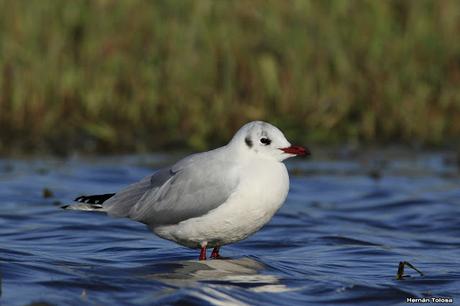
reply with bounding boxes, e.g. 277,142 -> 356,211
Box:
128,151 -> 239,226
103,168 -> 172,217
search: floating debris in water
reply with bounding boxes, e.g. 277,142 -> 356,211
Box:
396,261 -> 424,280
367,169 -> 382,181
42,188 -> 54,198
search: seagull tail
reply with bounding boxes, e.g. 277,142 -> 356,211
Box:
61,193 -> 115,211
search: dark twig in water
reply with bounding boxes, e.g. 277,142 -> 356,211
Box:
396,261 -> 424,280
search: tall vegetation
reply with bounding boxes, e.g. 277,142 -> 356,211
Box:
1,0 -> 459,154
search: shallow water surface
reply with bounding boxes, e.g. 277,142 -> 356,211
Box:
1,152 -> 459,305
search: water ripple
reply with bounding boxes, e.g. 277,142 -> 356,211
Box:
1,155 -> 459,305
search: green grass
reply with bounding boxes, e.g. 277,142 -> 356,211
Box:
1,0 -> 460,155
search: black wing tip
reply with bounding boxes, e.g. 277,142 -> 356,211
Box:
74,193 -> 115,204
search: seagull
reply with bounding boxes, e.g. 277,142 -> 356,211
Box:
64,121 -> 310,260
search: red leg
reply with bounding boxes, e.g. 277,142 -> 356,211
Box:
199,243 -> 207,260
210,246 -> 221,259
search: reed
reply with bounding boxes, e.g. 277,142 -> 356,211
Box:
1,0 -> 459,154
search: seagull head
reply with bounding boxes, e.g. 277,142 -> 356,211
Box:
229,121 -> 310,162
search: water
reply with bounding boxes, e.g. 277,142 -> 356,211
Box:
1,151 -> 460,305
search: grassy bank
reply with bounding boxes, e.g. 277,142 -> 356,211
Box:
1,0 -> 460,155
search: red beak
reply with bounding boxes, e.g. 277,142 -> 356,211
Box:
279,145 -> 311,156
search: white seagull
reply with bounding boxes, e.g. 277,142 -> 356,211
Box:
64,121 -> 310,260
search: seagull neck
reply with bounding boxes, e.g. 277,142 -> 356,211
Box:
231,146 -> 276,164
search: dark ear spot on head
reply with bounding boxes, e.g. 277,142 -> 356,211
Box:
245,137 -> 253,148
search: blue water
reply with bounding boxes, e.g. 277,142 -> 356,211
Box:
1,152 -> 459,305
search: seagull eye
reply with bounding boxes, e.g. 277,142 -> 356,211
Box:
260,138 -> 271,145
